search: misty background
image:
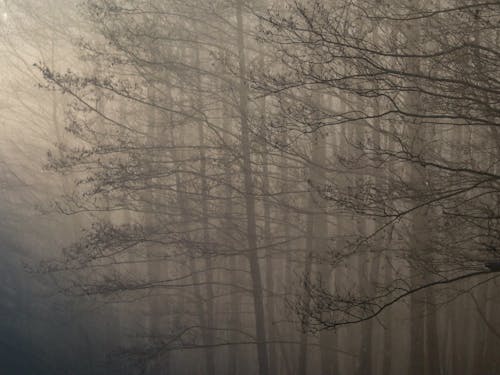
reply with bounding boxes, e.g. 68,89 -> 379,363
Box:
1,0 -> 500,374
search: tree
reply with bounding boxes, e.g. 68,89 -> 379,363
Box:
38,1 -> 286,373
259,0 -> 500,358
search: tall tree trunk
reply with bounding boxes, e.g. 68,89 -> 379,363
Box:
259,94 -> 279,375
220,72 -> 241,375
354,124 -> 373,375
194,43 -> 216,375
144,56 -> 164,375
404,7 -> 427,375
298,226 -> 313,375
235,2 -> 269,375
299,93 -> 330,375
382,255 -> 393,375
279,115 -> 295,375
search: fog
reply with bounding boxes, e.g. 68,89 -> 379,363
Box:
1,1 -> 499,374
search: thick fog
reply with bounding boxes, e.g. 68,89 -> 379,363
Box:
1,0 -> 500,374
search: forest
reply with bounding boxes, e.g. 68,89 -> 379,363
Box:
0,0 -> 499,374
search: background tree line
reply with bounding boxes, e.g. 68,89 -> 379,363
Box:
1,0 -> 499,374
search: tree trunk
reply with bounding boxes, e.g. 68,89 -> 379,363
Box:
194,43 -> 216,375
404,8 -> 427,375
235,2 -> 269,375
